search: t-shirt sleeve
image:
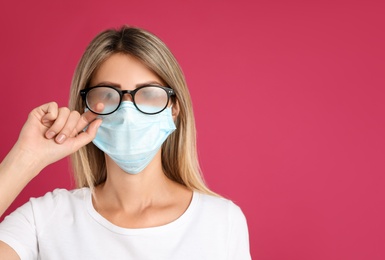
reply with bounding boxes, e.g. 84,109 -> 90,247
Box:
227,201 -> 252,260
0,201 -> 38,259
0,189 -> 64,260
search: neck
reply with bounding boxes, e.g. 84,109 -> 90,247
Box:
93,150 -> 182,212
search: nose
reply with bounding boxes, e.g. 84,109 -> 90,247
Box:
122,93 -> 133,102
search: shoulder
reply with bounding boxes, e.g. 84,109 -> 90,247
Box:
24,188 -> 90,221
196,192 -> 245,214
194,192 -> 247,224
29,188 -> 89,208
31,187 -> 88,201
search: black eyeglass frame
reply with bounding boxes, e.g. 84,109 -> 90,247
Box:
80,85 -> 176,115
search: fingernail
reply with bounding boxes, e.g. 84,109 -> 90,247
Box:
92,119 -> 102,130
96,119 -> 103,127
46,131 -> 56,139
56,134 -> 66,143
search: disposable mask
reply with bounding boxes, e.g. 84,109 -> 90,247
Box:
91,101 -> 176,174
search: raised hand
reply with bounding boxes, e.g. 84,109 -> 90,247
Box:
15,102 -> 102,171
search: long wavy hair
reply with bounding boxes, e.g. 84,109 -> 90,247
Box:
68,26 -> 216,195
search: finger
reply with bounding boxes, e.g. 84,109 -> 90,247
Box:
44,107 -> 70,140
70,118 -> 103,151
38,102 -> 59,127
74,105 -> 103,134
54,110 -> 81,144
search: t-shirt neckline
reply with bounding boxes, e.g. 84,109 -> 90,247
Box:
84,188 -> 199,235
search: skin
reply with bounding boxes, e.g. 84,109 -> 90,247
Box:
0,53 -> 192,258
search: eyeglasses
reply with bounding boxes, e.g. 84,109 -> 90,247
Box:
80,85 -> 175,115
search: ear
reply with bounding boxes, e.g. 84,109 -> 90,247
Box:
171,99 -> 180,121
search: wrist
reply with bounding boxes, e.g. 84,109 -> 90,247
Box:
1,143 -> 44,181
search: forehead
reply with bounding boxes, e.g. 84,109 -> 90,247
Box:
90,53 -> 164,87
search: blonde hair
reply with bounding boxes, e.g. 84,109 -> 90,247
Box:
69,26 -> 216,195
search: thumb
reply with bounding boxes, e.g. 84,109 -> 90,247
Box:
71,118 -> 102,151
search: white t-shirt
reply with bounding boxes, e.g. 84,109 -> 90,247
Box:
0,188 -> 251,259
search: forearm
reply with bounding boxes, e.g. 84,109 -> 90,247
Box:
0,144 -> 42,218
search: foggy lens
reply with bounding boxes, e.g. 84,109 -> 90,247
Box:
135,86 -> 168,114
86,87 -> 120,114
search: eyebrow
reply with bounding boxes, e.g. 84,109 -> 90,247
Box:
137,81 -> 164,87
94,81 -> 164,88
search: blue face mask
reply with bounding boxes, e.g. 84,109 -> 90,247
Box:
92,101 -> 176,174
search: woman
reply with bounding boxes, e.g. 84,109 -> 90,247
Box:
0,26 -> 251,259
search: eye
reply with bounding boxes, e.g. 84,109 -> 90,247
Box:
103,92 -> 114,99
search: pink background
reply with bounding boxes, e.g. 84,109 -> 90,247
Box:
1,0 -> 384,259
